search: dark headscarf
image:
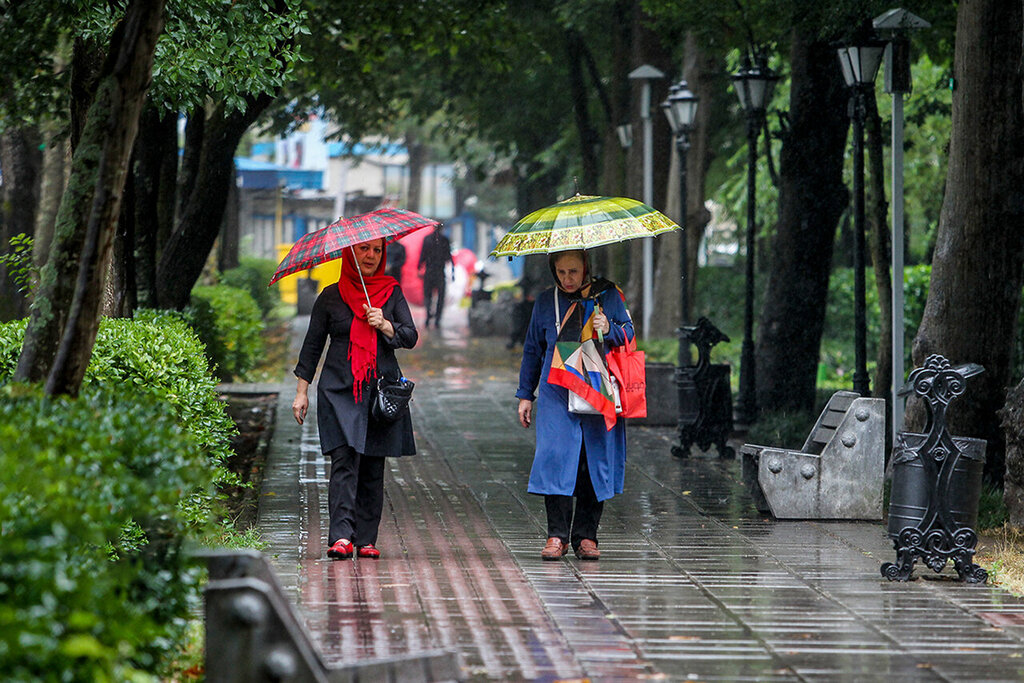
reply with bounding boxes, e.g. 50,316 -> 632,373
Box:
548,249 -> 613,300
549,249 -> 614,340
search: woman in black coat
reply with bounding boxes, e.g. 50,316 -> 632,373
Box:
292,238 -> 418,560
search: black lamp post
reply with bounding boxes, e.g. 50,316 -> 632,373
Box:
837,41 -> 884,397
661,80 -> 699,368
731,55 -> 778,426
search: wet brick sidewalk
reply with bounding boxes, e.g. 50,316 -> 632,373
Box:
252,312 -> 1024,681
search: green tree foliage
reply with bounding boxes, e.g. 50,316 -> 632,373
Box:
0,0 -> 306,132
0,233 -> 36,297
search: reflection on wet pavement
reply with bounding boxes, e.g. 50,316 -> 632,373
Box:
257,309 -> 1024,681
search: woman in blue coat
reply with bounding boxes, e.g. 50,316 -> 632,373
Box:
516,249 -> 635,561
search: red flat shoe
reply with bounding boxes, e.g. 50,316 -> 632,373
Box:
327,539 -> 354,559
357,544 -> 381,559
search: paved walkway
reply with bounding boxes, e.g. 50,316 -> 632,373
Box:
251,309 -> 1024,681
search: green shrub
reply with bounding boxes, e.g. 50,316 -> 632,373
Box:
87,312 -> 237,470
186,285 -> 264,382
220,257 -> 281,319
0,315 -> 238,528
0,384 -> 213,681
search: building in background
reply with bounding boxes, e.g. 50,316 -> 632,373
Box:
233,119 -> 480,263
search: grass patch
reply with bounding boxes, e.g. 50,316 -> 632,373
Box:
976,525 -> 1024,597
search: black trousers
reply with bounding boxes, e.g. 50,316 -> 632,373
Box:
327,445 -> 386,546
423,274 -> 446,325
544,446 -> 604,548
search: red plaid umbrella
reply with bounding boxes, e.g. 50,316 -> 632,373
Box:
268,207 -> 439,286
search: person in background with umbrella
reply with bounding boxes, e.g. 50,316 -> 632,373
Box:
385,238 -> 405,280
418,223 -> 453,328
515,249 -> 635,561
292,238 -> 418,560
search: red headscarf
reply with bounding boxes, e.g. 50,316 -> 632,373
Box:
337,240 -> 398,400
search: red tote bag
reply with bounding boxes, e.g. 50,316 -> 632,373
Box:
606,337 -> 647,418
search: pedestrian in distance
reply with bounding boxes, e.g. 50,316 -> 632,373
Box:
292,238 -> 418,560
515,249 -> 635,561
418,223 -> 453,328
386,239 -> 406,280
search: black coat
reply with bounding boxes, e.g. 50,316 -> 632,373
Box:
294,284 -> 418,456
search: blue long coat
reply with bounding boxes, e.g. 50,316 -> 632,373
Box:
516,284 -> 635,501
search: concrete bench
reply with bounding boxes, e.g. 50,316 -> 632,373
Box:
740,390 -> 885,519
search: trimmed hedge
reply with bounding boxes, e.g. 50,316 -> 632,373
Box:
0,314 -> 238,507
0,385 -> 213,681
220,256 -> 281,319
187,285 -> 264,382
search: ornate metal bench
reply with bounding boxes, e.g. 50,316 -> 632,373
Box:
672,317 -> 734,459
740,390 -> 885,519
881,355 -> 987,582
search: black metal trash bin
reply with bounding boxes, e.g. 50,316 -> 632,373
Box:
887,433 -> 986,536
881,354 -> 988,583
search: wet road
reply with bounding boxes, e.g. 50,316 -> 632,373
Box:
255,310 -> 1024,681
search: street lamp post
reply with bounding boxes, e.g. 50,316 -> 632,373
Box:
628,64 -> 665,338
837,41 -> 885,397
731,55 -> 778,426
661,80 -> 700,367
873,8 -> 930,442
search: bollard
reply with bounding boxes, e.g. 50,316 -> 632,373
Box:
672,317 -> 734,459
881,354 -> 988,583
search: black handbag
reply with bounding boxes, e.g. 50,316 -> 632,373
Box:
372,375 -> 415,422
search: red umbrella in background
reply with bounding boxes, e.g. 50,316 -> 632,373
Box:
452,248 -> 477,298
396,228 -> 428,306
269,208 -> 439,288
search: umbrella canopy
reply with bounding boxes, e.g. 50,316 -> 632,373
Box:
489,194 -> 680,258
269,207 -> 439,286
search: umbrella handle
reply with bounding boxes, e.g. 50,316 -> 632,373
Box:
350,245 -> 372,308
595,302 -> 604,346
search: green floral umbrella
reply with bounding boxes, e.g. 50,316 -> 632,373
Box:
489,194 -> 680,258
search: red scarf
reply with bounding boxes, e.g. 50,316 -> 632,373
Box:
337,243 -> 398,401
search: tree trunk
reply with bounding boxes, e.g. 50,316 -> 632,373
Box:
177,110 -> 204,221
156,93 -> 275,310
515,158 -> 560,298
650,33 -> 718,338
755,30 -> 850,412
110,149 -> 138,318
866,89 -> 893,408
218,175 -> 240,273
565,28 -> 600,195
34,116 -> 71,274
912,0 -> 1024,486
0,126 -> 41,321
69,36 -> 104,150
133,107 -> 177,308
406,129 -> 426,213
1002,379 -> 1024,526
15,0 -> 165,394
593,0 -> 633,285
